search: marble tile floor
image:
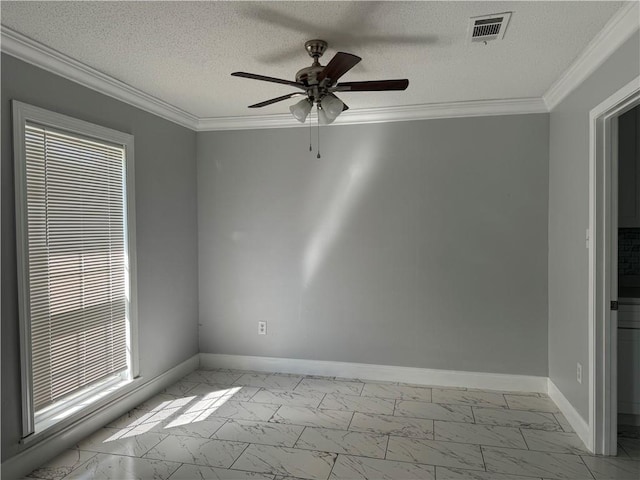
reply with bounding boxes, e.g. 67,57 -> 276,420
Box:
25,369 -> 640,480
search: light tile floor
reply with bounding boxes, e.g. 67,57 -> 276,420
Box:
25,369 -> 640,479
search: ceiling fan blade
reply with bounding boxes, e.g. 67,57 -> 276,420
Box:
318,52 -> 361,84
334,79 -> 409,92
248,92 -> 305,108
231,72 -> 305,89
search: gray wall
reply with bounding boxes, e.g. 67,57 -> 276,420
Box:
1,54 -> 199,461
198,114 -> 550,376
548,31 -> 640,420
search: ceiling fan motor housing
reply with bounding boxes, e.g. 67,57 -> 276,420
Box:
295,65 -> 323,86
299,40 -> 329,101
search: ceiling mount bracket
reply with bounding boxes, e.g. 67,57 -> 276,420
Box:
304,39 -> 328,65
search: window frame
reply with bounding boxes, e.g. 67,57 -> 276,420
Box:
12,101 -> 139,438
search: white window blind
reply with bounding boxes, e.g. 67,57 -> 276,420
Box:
24,122 -> 129,412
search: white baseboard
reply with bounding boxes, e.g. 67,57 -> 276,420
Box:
547,378 -> 592,452
1,354 -> 199,480
200,353 -> 548,393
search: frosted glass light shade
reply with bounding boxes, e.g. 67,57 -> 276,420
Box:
322,95 -> 344,118
318,107 -> 336,125
289,99 -> 312,123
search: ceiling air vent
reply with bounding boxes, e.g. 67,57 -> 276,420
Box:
468,12 -> 512,43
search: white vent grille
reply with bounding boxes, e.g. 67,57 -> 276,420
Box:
469,12 -> 512,43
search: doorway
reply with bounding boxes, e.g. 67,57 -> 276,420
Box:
617,105 -> 640,453
617,103 -> 640,454
589,76 -> 640,456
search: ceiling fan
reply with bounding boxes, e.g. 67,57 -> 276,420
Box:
231,40 -> 409,125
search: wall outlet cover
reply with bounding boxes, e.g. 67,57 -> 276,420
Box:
577,362 -> 582,384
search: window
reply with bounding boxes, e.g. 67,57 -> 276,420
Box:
13,101 -> 138,437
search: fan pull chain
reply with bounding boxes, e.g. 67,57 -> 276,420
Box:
316,104 -> 321,159
309,114 -> 312,152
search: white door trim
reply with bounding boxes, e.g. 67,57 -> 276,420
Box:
588,75 -> 640,455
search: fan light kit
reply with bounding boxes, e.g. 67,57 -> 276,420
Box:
231,40 -> 409,157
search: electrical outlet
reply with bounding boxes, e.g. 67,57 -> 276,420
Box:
258,321 -> 267,335
577,362 -> 582,384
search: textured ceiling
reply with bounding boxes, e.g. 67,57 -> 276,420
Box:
1,1 -> 625,119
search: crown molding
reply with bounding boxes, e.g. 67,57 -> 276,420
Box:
1,24 -> 546,133
196,97 -> 548,131
543,1 -> 640,111
1,26 -> 199,130
6,2 -> 634,133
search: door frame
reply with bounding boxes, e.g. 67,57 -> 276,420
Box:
589,75 -> 640,455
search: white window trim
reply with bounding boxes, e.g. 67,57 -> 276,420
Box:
12,100 -> 139,438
